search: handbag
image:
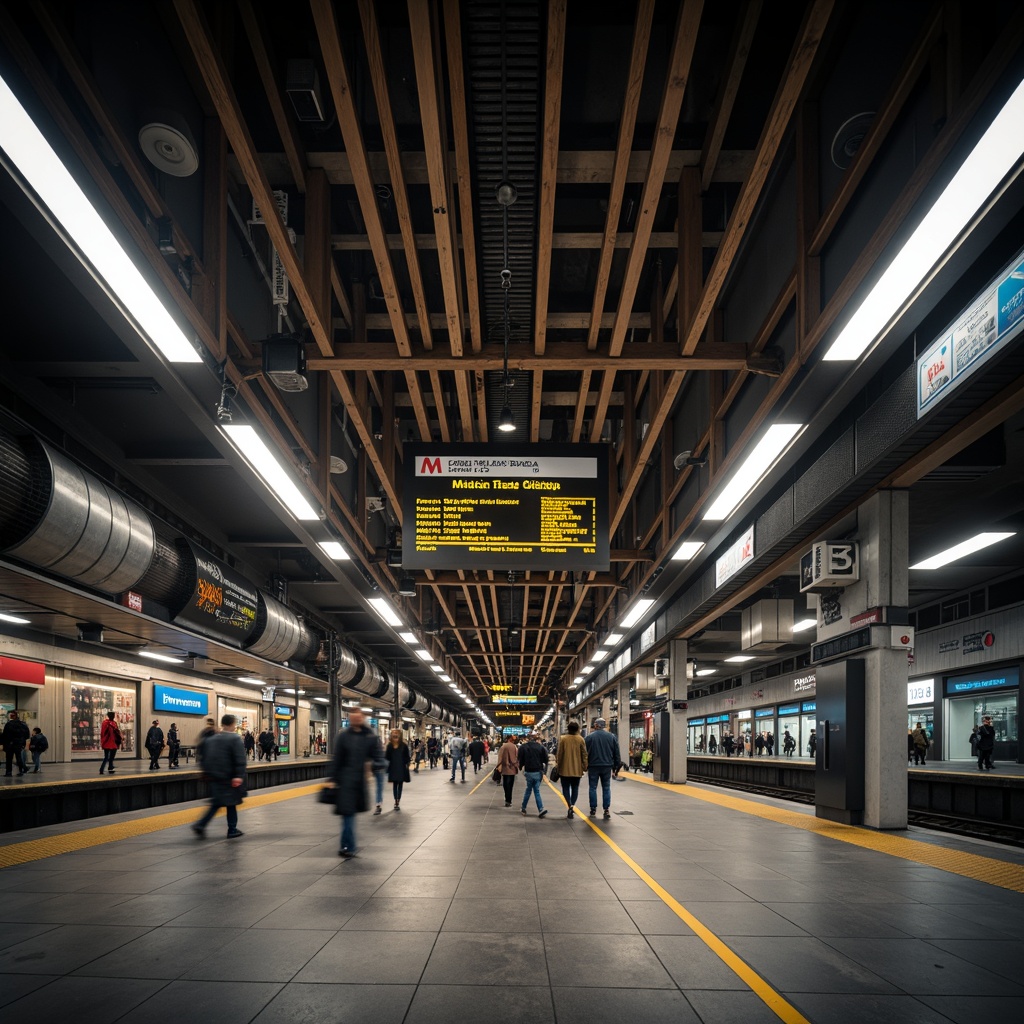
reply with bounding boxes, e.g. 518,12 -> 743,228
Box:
550,767 -> 560,783
317,785 -> 336,805
491,766 -> 501,783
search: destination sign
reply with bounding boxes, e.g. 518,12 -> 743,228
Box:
402,443 -> 609,571
491,695 -> 537,705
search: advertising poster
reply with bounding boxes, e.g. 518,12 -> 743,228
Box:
173,540 -> 259,646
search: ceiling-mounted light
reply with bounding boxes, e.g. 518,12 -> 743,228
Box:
703,424 -> 803,522
0,76 -> 201,364
824,76 -> 1024,362
695,668 -> 716,677
414,649 -> 433,662
221,424 -> 319,521
440,674 -> 452,682
237,676 -> 265,685
725,655 -> 755,663
672,541 -> 705,561
603,633 -> 623,646
140,651 -> 184,665
430,664 -> 444,674
495,180 -> 518,207
498,405 -> 516,433
0,612 -> 30,625
367,597 -> 403,627
318,540 -> 349,560
398,574 -> 417,597
792,618 -> 817,632
620,598 -> 655,629
910,531 -> 1016,570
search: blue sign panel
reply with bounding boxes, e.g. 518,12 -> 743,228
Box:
801,701 -> 817,713
778,704 -> 800,715
688,717 -> 706,726
945,667 -> 1019,695
755,708 -> 775,718
153,684 -> 208,716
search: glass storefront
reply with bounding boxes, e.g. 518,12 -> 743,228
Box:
70,675 -> 136,758
945,666 -> 1019,762
800,700 -> 817,757
777,703 -> 800,756
754,708 -> 775,752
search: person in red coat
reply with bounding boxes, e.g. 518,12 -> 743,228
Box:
99,711 -> 122,775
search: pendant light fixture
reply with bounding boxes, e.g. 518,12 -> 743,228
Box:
497,181 -> 517,433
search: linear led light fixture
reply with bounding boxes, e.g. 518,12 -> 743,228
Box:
318,541 -> 349,560
619,598 -> 655,629
603,633 -> 623,646
0,612 -> 30,625
792,618 -> 817,632
221,425 -> 318,521
703,424 -> 803,521
366,597 -> 403,628
590,649 -> 609,663
910,531 -> 1015,570
0,76 -> 201,364
313,697 -> 329,703
672,540 -> 705,561
398,631 -> 418,643
695,668 -> 717,677
572,676 -> 583,687
824,77 -> 1024,362
440,673 -> 452,682
448,682 -> 459,689
430,663 -> 445,674
140,651 -> 183,664
414,649 -> 433,662
237,676 -> 265,685
724,655 -> 755,663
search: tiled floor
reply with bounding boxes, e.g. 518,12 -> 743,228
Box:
1,766 -> 1023,1022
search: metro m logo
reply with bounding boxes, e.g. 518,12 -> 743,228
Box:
420,457 -> 442,475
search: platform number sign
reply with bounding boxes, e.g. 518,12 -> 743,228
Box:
800,541 -> 860,593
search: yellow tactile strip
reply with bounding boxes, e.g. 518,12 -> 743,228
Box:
0,783 -> 324,869
623,773 -> 1024,893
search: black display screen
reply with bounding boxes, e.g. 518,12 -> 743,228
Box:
172,540 -> 259,646
402,443 -> 609,571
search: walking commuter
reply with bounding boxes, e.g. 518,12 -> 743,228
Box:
907,729 -> 915,764
197,718 -> 217,765
167,722 -> 180,768
29,727 -> 47,772
584,717 -> 620,820
708,734 -> 717,755
755,733 -> 765,756
518,731 -> 549,817
498,734 -> 519,806
144,720 -> 164,770
449,732 -> 467,783
191,715 -> 247,839
554,720 -> 587,818
412,737 -> 423,773
483,738 -> 490,763
468,736 -> 485,773
807,729 -> 817,759
765,732 -> 774,756
243,730 -> 256,760
3,710 -> 30,776
782,730 -> 795,756
257,727 -> 275,761
384,728 -> 411,810
911,722 -> 929,765
723,733 -> 735,757
99,711 -> 121,774
326,709 -> 384,857
977,715 -> 996,771
427,735 -> 439,768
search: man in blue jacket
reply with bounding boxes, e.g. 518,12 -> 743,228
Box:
584,717 -> 620,820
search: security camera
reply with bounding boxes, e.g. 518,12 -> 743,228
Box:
674,451 -> 707,470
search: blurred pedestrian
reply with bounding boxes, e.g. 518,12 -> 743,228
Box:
518,732 -> 549,817
99,711 -> 121,774
244,730 -> 256,760
911,722 -> 929,765
326,709 -> 383,857
384,728 -> 411,810
258,727 -> 274,761
468,735 -> 485,773
554,720 -> 587,818
191,715 -> 247,839
167,723 -> 180,768
449,732 -> 467,783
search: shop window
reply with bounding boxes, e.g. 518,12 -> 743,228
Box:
969,589 -> 986,615
988,574 -> 1024,611
941,595 -> 970,623
917,604 -> 941,629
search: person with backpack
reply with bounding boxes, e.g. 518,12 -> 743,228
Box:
99,711 -> 122,774
29,727 -> 48,772
449,733 -> 467,783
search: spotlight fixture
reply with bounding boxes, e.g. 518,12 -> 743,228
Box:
498,405 -> 515,433
495,180 -> 518,206
673,451 -> 707,470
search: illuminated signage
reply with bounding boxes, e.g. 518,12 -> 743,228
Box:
403,443 -> 609,571
492,695 -> 538,704
715,525 -> 754,588
755,708 -> 774,718
0,655 -> 45,687
794,674 -> 816,692
153,684 -> 208,716
907,679 -> 934,705
172,540 -> 258,646
945,667 -> 1018,695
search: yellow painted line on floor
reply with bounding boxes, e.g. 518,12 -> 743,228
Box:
468,771 -> 495,796
0,783 -> 323,869
622,772 -> 1024,893
542,779 -> 809,1024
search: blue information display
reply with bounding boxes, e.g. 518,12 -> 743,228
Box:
153,684 -> 208,716
945,667 -> 1019,695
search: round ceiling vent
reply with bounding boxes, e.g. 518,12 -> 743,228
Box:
830,111 -> 875,170
330,456 -> 348,475
138,115 -> 199,177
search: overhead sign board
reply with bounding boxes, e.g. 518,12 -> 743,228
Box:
799,541 -> 859,592
917,246 -> 1024,417
402,443 -> 609,571
153,684 -> 208,716
491,695 -> 537,704
715,525 -> 754,588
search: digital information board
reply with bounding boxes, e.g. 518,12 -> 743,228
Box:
402,443 -> 609,571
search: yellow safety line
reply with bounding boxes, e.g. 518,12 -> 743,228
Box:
541,778 -> 809,1024
0,783 -> 323,869
622,772 -> 1024,893
468,770 -> 495,795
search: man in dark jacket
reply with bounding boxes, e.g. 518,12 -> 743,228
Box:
2,710 -> 30,776
468,736 -> 485,774
191,715 -> 247,839
258,727 -> 275,761
144,720 -> 164,770
584,717 -> 620,820
977,715 -> 996,770
517,732 -> 549,818
327,710 -> 384,857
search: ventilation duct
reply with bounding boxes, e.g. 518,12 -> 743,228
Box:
740,599 -> 794,651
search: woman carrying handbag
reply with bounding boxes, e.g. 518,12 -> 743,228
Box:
554,720 -> 588,819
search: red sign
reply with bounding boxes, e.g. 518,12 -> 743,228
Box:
123,591 -> 143,612
0,655 -> 45,687
850,607 -> 882,627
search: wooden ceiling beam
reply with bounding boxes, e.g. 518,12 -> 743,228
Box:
352,311 -> 657,331
590,0 -> 703,441
330,230 -> 721,251
533,0 -> 567,357
585,0 -> 655,354
307,341 -> 748,372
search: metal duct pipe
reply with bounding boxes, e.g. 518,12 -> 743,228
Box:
335,644 -> 361,687
349,660 -> 391,699
1,435 -> 154,594
246,590 -> 303,662
403,688 -> 430,714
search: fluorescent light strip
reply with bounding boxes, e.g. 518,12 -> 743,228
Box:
430,664 -> 444,674
792,618 -> 817,632
414,649 -> 433,662
910,531 -> 1015,570
0,612 -> 30,625
825,77 -> 1024,362
590,649 -> 609,663
604,633 -> 623,645
139,651 -> 183,664
318,541 -> 349,560
695,668 -> 716,677
366,597 -> 403,627
724,655 -> 755,663
398,631 -> 418,643
620,598 -> 655,629
0,76 -> 201,364
237,677 -> 265,685
221,425 -> 319,521
703,424 -> 802,521
440,674 -> 452,682
672,540 -> 705,561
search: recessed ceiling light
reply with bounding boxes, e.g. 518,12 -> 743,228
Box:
414,649 -> 433,662
367,597 -> 403,627
0,612 -> 30,625
672,541 -> 705,561
724,655 -> 755,663
318,540 -> 349,560
910,531 -> 1016,570
139,651 -> 183,664
590,649 -> 609,663
398,631 -> 418,643
440,674 -> 452,682
695,668 -> 716,677
604,633 -> 623,645
620,598 -> 655,629
430,664 -> 444,673
792,618 -> 817,632
237,676 -> 265,685
221,424 -> 319,520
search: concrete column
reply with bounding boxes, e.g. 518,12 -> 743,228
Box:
616,678 -> 630,772
669,639 -> 688,784
601,696 -> 612,724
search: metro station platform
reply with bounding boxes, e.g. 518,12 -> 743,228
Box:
1,768 -> 1023,1023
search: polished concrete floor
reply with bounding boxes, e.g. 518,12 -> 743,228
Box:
0,765 -> 1023,1023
